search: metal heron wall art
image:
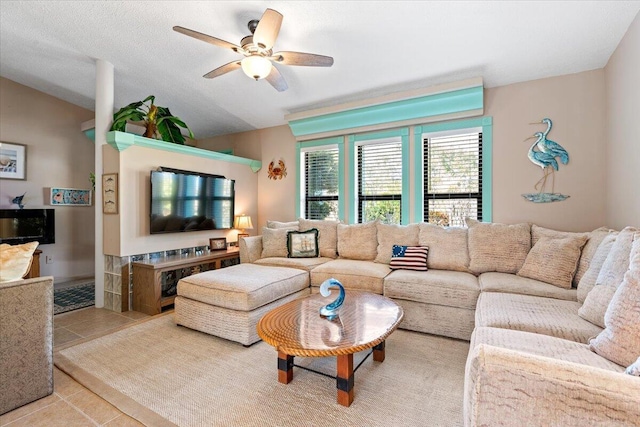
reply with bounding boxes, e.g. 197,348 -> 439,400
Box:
522,118 -> 570,203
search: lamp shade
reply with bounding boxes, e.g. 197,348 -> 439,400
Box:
241,55 -> 272,80
234,215 -> 253,231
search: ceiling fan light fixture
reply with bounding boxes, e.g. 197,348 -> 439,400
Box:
241,55 -> 271,80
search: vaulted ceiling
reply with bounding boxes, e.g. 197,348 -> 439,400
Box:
1,1 -> 638,138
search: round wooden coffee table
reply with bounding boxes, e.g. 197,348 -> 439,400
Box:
256,290 -> 404,407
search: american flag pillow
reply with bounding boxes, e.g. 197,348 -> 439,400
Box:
390,245 -> 429,271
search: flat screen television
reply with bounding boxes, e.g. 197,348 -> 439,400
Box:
0,209 -> 55,244
150,168 -> 235,234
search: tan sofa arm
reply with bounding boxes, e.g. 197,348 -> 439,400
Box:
464,344 -> 640,427
239,236 -> 263,263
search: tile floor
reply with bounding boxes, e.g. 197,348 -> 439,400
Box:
0,307 -> 151,426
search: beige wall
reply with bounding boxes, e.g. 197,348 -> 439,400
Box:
202,70 -> 610,232
102,144 -> 259,256
0,77 -> 95,282
604,12 -> 640,229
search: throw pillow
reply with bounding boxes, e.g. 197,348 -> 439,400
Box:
0,241 -> 39,282
375,223 -> 419,264
266,220 -> 299,230
578,227 -> 637,327
260,227 -> 291,258
298,218 -> 339,258
389,245 -> 428,271
517,234 -> 588,289
418,223 -> 469,272
574,227 -> 617,287
626,356 -> 640,376
287,229 -> 319,258
589,235 -> 640,367
467,218 -> 531,274
337,221 -> 378,261
577,234 -> 617,303
530,224 -> 589,247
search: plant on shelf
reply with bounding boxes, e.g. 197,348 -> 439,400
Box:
110,95 -> 194,145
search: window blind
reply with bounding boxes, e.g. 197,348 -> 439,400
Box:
424,132 -> 482,226
357,140 -> 402,224
304,147 -> 339,220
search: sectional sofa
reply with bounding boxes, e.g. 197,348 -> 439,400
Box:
240,218 -> 640,426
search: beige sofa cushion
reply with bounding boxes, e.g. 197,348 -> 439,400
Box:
418,223 -> 470,272
577,234 -> 616,303
574,227 -> 616,287
471,327 -> 624,371
375,223 -> 419,264
475,292 -> 602,344
517,234 -> 588,289
384,269 -> 479,309
310,259 -> 390,294
177,264 -> 309,311
255,257 -> 333,271
478,272 -> 577,301
578,227 -> 636,327
260,227 -> 291,258
0,242 -> 38,282
337,221 -> 378,261
589,236 -> 640,367
266,220 -> 299,229
299,218 -> 339,259
467,219 -> 531,274
530,224 -> 589,247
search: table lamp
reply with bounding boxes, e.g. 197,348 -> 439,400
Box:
234,214 -> 253,240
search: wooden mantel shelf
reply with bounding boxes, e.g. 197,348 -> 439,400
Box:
106,131 -> 262,172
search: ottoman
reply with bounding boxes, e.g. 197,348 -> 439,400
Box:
174,264 -> 310,345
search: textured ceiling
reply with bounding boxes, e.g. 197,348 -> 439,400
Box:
1,1 -> 638,138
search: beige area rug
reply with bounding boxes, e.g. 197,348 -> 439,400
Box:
55,314 -> 469,427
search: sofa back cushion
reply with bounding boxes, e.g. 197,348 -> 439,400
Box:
266,220 -> 299,229
418,223 -> 469,272
337,221 -> 378,260
0,242 -> 38,282
589,235 -> 640,367
467,219 -> 531,275
574,227 -> 617,287
517,234 -> 588,289
578,227 -> 637,328
298,218 -> 339,259
261,227 -> 292,258
375,223 -> 419,264
577,234 -> 617,303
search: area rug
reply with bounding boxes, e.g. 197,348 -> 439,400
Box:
54,282 -> 95,314
55,314 -> 469,427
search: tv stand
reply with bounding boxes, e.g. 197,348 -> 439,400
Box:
132,247 -> 240,315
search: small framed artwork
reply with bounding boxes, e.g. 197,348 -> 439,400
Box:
209,237 -> 227,251
102,173 -> 118,214
0,142 -> 27,180
50,188 -> 92,206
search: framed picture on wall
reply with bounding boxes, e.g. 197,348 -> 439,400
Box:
0,142 -> 27,180
49,188 -> 92,206
102,173 -> 118,214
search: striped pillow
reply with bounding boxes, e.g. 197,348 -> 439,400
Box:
390,245 -> 429,271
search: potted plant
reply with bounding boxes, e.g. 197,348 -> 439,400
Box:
110,95 -> 194,145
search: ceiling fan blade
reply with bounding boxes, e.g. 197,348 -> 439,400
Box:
173,26 -> 243,53
203,61 -> 241,79
273,51 -> 334,67
253,8 -> 283,50
265,65 -> 288,92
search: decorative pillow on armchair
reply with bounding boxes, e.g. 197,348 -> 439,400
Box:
0,241 -> 39,282
287,229 -> 319,258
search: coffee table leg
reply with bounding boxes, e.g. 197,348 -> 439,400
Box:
373,340 -> 386,362
336,353 -> 354,407
278,351 -> 294,384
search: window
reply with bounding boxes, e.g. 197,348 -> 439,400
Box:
357,139 -> 403,224
302,147 -> 340,220
423,130 -> 482,227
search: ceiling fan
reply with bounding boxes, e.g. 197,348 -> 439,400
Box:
173,8 -> 334,92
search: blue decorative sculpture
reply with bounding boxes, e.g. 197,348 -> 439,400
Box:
319,278 -> 345,320
12,193 -> 26,209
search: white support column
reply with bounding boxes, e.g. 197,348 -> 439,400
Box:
94,59 -> 114,308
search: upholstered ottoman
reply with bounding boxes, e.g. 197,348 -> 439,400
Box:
174,264 -> 310,345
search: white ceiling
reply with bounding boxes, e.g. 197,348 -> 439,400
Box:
1,1 -> 638,139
